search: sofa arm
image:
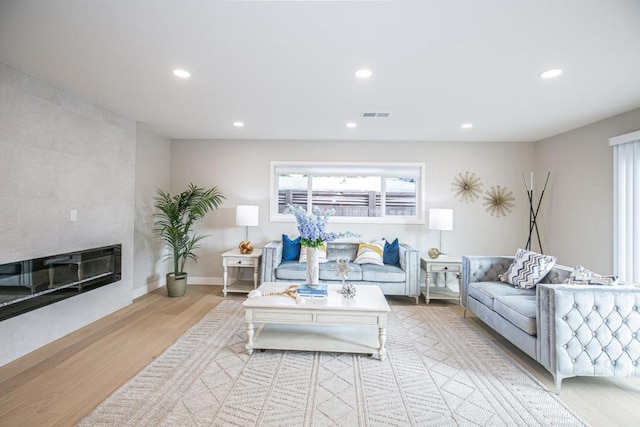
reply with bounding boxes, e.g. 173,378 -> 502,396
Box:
260,241 -> 283,283
537,283 -> 640,392
399,243 -> 420,298
461,256 -> 513,308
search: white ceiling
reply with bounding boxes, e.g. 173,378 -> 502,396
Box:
1,0 -> 640,142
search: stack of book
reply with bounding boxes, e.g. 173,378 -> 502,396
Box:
296,284 -> 328,299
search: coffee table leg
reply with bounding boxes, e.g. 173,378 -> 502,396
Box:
378,327 -> 387,360
246,322 -> 254,355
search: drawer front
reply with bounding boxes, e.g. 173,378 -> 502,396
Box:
253,310 -> 314,323
317,313 -> 380,325
227,257 -> 255,267
429,263 -> 461,273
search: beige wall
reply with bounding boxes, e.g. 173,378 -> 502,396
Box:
133,125 -> 171,298
170,139 -> 536,281
0,62 -> 136,366
535,107 -> 640,273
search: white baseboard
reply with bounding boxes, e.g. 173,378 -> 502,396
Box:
132,276 -> 223,299
188,276 -> 223,285
133,279 -> 164,299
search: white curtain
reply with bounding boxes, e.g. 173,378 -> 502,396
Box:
612,133 -> 640,283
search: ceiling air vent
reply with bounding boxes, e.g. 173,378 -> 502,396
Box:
361,112 -> 390,118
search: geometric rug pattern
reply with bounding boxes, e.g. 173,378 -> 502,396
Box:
79,300 -> 587,426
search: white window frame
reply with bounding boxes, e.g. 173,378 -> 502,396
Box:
610,130 -> 640,283
270,161 -> 426,224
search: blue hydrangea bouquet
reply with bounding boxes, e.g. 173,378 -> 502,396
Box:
284,204 -> 358,248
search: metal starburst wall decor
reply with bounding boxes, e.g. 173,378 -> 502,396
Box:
483,185 -> 515,217
452,171 -> 483,203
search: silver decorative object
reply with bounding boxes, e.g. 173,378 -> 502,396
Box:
335,257 -> 356,299
335,257 -> 353,285
339,282 -> 357,299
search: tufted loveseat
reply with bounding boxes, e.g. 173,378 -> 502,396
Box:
261,241 -> 422,303
461,255 -> 640,393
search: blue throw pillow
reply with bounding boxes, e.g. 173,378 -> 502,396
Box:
383,238 -> 400,266
282,234 -> 301,261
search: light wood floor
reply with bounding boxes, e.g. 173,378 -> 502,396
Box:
0,285 -> 639,426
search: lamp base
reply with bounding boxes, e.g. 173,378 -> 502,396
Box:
239,241 -> 254,254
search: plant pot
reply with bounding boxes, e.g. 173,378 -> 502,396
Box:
166,272 -> 187,297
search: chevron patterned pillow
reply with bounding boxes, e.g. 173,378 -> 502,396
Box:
563,265 -> 619,286
354,240 -> 385,265
499,248 -> 557,289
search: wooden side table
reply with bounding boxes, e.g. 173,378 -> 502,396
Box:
221,248 -> 262,297
420,256 -> 462,304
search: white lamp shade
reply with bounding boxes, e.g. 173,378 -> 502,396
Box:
236,205 -> 259,227
429,208 -> 453,231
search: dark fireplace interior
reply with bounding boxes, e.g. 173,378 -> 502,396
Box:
0,244 -> 122,321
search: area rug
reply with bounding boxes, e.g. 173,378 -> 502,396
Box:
79,300 -> 587,426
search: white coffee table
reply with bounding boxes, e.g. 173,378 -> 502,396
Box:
243,283 -> 390,360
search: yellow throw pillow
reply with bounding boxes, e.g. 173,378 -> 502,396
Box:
354,240 -> 385,265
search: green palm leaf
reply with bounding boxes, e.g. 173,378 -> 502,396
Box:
153,184 -> 225,275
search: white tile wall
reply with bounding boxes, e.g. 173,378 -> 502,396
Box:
0,62 -> 136,366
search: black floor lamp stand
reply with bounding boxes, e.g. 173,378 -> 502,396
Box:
524,172 -> 550,253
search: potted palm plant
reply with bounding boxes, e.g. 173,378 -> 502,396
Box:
153,183 -> 225,297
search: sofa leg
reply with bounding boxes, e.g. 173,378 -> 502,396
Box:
553,374 -> 563,395
463,308 -> 467,317
414,295 -> 419,305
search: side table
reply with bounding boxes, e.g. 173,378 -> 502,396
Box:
420,256 -> 461,304
221,248 -> 262,297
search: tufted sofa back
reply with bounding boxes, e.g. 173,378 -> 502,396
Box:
325,242 -> 359,262
464,255 -> 572,284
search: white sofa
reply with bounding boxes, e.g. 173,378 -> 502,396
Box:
260,241 -> 422,303
461,255 -> 640,393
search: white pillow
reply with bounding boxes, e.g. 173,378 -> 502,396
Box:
498,248 -> 557,289
563,265 -> 619,286
299,245 -> 328,263
354,240 -> 385,266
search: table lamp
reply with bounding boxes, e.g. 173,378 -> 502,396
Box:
429,208 -> 453,258
236,205 -> 259,254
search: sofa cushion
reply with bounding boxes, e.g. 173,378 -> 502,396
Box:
282,234 -> 301,261
354,240 -> 385,265
494,295 -> 537,335
383,238 -> 400,266
320,262 -> 363,281
468,281 -> 536,310
361,264 -> 405,282
275,261 -> 363,281
499,248 -> 557,289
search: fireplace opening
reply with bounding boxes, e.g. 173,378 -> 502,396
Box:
0,244 -> 122,321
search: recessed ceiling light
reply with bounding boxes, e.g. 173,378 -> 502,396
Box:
172,69 -> 191,79
538,69 -> 563,79
354,69 -> 372,79
346,122 -> 357,128
461,123 -> 473,129
233,121 -> 244,127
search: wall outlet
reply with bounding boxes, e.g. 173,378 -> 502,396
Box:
70,209 -> 78,222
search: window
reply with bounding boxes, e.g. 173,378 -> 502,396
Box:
611,130 -> 640,283
271,162 -> 425,224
